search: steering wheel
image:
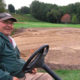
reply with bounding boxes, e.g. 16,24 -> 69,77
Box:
22,44 -> 61,80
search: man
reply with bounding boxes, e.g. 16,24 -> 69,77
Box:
0,12 -> 53,80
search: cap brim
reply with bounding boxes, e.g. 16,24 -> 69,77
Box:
1,16 -> 17,22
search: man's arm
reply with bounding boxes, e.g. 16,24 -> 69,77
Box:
0,69 -> 13,80
0,38 -> 13,80
0,69 -> 20,80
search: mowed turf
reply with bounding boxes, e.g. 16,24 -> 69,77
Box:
14,22 -> 80,28
39,70 -> 80,80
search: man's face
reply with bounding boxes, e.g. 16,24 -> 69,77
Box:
0,20 -> 14,36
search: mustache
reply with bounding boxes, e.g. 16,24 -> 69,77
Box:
4,26 -> 13,30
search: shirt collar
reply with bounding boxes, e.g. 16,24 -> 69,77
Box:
0,32 -> 10,42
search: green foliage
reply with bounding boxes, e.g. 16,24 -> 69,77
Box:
30,0 -> 43,19
71,14 -> 78,24
0,0 -> 6,12
67,4 -> 76,14
16,6 -> 30,14
30,0 -> 60,21
12,14 -> 39,22
8,4 -> 15,13
47,9 -> 61,23
30,0 -> 80,24
61,3 -> 80,24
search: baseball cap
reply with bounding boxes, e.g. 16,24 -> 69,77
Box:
0,12 -> 17,22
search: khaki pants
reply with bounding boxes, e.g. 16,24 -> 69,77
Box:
22,72 -> 53,80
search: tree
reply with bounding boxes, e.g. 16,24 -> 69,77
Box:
8,4 -> 15,13
30,0 -> 41,19
47,9 -> 61,23
61,13 -> 71,23
30,0 -> 60,21
0,0 -> 6,12
75,3 -> 80,23
30,0 -> 80,23
19,6 -> 30,14
71,14 -> 78,24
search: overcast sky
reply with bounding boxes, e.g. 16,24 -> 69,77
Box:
4,0 -> 80,9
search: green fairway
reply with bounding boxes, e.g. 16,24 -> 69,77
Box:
39,70 -> 80,80
55,70 -> 80,80
14,22 -> 80,29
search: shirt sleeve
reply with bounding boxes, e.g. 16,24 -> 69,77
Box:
0,70 -> 13,80
0,38 -> 13,80
0,37 -> 4,52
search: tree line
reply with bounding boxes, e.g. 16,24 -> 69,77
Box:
0,0 -> 80,24
30,0 -> 80,24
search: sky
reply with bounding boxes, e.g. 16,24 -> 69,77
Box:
4,0 -> 80,9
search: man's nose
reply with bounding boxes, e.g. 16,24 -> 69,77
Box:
8,24 -> 13,29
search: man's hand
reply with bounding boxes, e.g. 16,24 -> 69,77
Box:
13,68 -> 37,80
13,77 -> 19,80
31,68 -> 37,74
13,77 -> 26,80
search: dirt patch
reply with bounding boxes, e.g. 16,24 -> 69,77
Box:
13,27 -> 80,69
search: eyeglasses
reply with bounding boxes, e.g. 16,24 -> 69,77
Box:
0,20 -> 14,25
